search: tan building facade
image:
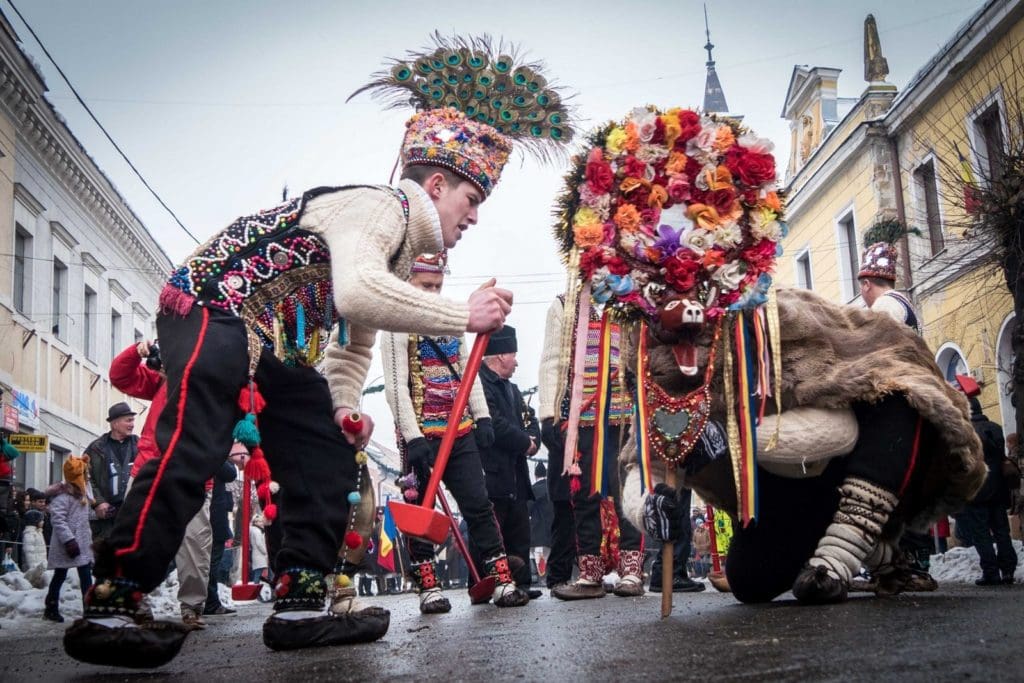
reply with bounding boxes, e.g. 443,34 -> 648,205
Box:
0,12 -> 171,490
777,0 -> 1022,431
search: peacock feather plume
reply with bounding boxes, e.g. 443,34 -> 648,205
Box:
862,218 -> 921,246
349,32 -> 575,161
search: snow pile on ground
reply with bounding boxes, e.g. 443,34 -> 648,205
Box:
928,540 -> 1024,583
0,567 -> 237,626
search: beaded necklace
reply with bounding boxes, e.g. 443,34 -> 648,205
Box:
641,319 -> 723,465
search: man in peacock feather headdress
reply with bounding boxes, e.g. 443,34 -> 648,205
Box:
64,34 -> 575,669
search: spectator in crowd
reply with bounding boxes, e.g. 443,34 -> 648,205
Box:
648,486 -> 704,593
44,455 -> 94,623
27,488 -> 51,547
85,402 -> 139,541
478,325 -> 542,598
21,508 -> 47,571
250,513 -> 269,584
205,453 -> 243,616
528,462 -> 553,582
960,397 -> 1018,585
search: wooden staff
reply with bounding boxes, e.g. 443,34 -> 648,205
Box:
660,464 -> 676,619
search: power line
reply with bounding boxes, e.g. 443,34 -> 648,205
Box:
5,0 -> 200,245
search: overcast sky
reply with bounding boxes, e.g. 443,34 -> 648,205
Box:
5,0 -> 984,445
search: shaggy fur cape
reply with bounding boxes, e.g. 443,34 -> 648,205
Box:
620,287 -> 985,532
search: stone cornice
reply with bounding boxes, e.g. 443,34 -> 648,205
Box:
80,251 -> 105,275
49,220 -> 78,249
0,38 -> 173,285
131,301 -> 150,319
12,181 -> 44,215
108,278 -> 130,301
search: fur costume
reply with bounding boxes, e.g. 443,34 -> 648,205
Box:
621,287 -> 985,533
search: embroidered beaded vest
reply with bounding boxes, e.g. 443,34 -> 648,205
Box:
161,185 -> 409,370
558,298 -> 630,426
409,335 -> 473,439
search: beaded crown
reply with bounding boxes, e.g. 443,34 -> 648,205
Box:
350,33 -> 576,196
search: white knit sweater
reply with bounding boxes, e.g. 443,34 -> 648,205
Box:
536,297 -> 566,422
314,179 -> 472,410
380,331 -> 490,443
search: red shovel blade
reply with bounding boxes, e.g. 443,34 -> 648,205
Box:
469,575 -> 496,604
388,499 -> 451,544
232,583 -> 261,601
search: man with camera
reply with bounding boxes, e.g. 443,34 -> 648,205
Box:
108,340 -> 239,628
85,399 -> 139,542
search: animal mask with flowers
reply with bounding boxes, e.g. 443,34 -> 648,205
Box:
555,106 -> 786,374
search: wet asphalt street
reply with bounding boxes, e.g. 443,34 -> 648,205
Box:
3,583 -> 1022,682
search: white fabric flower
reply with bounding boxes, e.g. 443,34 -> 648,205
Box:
712,261 -> 747,291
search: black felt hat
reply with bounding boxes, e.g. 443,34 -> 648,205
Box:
485,325 -> 517,355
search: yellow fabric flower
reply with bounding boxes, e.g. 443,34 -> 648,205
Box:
614,204 -> 642,232
624,121 -> 640,153
606,128 -> 628,155
573,222 -> 605,247
666,151 -> 688,175
713,125 -> 736,152
575,207 -> 600,226
648,184 -> 668,209
661,114 -> 682,149
705,165 -> 734,191
620,177 -> 647,194
686,203 -> 721,231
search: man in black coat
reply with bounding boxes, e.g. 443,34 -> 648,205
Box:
528,462 -> 553,582
478,325 -> 541,594
960,397 -> 1018,585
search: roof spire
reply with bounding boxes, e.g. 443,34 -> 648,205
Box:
702,4 -> 729,113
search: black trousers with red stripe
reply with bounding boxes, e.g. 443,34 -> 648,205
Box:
571,425 -> 643,556
98,306 -> 356,592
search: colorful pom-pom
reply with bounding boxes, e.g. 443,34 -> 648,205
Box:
232,413 -> 261,447
344,531 -> 362,549
403,488 -> 419,502
263,503 -> 277,522
335,574 -> 352,588
347,492 -> 361,504
569,476 -> 582,495
354,451 -> 368,465
245,446 -> 271,482
237,382 -> 267,414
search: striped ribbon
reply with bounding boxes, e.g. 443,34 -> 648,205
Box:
734,314 -> 759,527
634,324 -> 655,494
590,311 -> 615,496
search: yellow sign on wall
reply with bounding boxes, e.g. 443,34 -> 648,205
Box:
8,434 -> 48,452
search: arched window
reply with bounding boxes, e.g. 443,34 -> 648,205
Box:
935,343 -> 969,384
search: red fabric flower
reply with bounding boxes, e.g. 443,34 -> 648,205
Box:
664,255 -> 700,292
623,156 -> 647,179
606,256 -> 631,276
703,187 -> 739,217
585,153 -> 615,194
742,239 -> 778,272
651,116 -> 666,145
677,110 -> 702,144
276,574 -> 292,598
725,147 -> 776,187
580,247 -> 607,277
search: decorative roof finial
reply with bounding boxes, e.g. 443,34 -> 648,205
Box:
702,4 -> 729,113
864,14 -> 890,82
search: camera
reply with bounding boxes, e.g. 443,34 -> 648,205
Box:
145,343 -> 162,371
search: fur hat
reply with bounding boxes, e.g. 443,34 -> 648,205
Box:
485,325 -> 517,355
62,455 -> 89,495
858,242 -> 898,281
